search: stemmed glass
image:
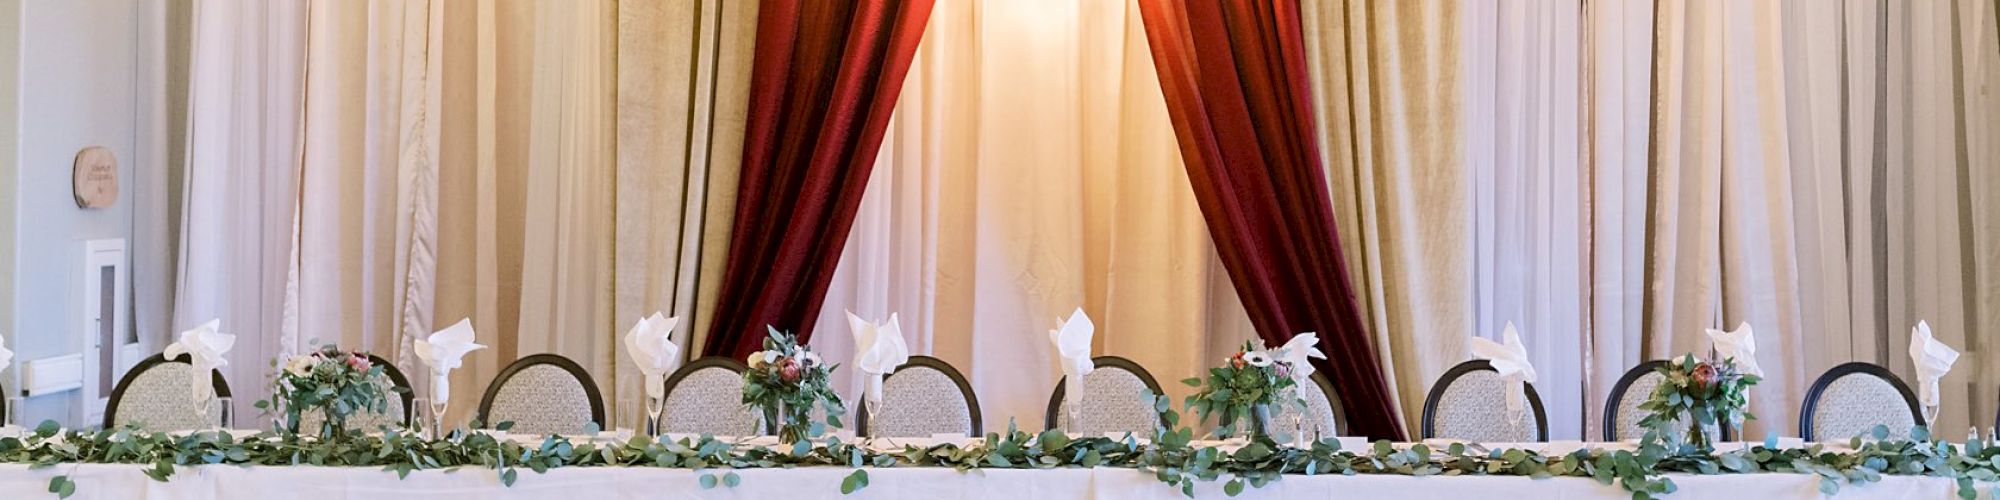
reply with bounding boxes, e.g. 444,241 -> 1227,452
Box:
212,397 -> 234,431
430,399 -> 449,440
1922,404 -> 1941,436
645,395 -> 665,437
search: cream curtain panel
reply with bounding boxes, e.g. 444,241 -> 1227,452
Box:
1307,0 -> 2000,439
177,0 -> 752,424
813,0 -> 1253,430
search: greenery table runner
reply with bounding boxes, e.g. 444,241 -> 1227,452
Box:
4,419 -> 1998,500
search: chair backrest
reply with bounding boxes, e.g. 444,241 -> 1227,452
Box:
1800,362 -> 1922,441
105,353 -> 233,431
659,357 -> 759,436
1044,356 -> 1162,435
476,354 -> 605,435
295,354 -> 413,433
1421,360 -> 1548,443
857,356 -> 981,437
1270,372 -> 1345,438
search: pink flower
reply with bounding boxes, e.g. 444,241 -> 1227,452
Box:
346,355 -> 372,372
1690,362 -> 1718,392
1274,363 -> 1293,379
779,358 -> 803,383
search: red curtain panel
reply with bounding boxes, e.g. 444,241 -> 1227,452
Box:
703,0 -> 935,359
1136,0 -> 1406,440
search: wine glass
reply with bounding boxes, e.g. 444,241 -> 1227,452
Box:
4,397 -> 21,432
430,399 -> 450,440
410,397 -> 430,436
208,397 -> 234,431
1922,404 -> 1941,437
645,395 -> 665,437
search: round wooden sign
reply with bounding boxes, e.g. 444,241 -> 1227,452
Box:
72,146 -> 118,208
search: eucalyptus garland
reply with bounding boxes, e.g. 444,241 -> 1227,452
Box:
5,404 -> 1999,499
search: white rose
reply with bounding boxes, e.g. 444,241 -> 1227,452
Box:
747,351 -> 767,369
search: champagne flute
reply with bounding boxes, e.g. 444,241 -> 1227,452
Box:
410,397 -> 430,436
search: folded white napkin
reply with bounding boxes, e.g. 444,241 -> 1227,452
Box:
1049,308 -> 1096,417
0,334 -> 13,372
1705,322 -> 1763,377
414,318 -> 486,406
623,313 -> 681,400
848,311 -> 910,409
1469,322 -> 1536,424
1275,332 -> 1326,385
163,319 -> 234,407
1907,321 -> 1960,407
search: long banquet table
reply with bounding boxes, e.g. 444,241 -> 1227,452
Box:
0,432 -> 1991,499
0,462 -> 1980,500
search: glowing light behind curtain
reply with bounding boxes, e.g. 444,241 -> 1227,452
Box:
814,0 -> 1243,429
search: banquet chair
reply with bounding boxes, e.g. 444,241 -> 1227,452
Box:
1602,360 -> 1730,442
476,354 -> 605,435
1044,356 -> 1163,436
295,354 -> 413,433
1421,360 -> 1548,443
659,357 -> 760,436
104,353 -> 233,431
1269,372 -> 1345,438
1799,362 -> 1922,442
855,356 -> 982,437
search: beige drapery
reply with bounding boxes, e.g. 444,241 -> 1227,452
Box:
611,0 -> 754,427
1308,0 -> 2000,439
814,0 -> 1252,430
1645,0 -> 2000,437
177,0 -> 752,425
1304,0 -> 1469,437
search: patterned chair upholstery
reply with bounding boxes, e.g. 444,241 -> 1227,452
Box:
1045,356 -> 1162,436
105,354 -> 232,432
1801,362 -> 1922,442
859,356 -> 981,437
296,355 -> 412,433
1422,360 -> 1548,443
477,354 -> 605,436
660,358 -> 760,436
1603,361 -> 1724,442
1271,373 -> 1344,439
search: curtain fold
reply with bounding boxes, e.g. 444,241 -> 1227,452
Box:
1138,0 -> 1403,440
704,0 -> 937,359
1304,0 -> 1468,437
814,0 -> 1244,431
612,0 -> 757,430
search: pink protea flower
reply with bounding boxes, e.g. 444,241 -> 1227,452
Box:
346,354 -> 372,372
1690,362 -> 1719,393
779,358 -> 803,383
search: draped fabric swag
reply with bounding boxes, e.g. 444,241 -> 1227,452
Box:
1137,0 -> 1406,440
812,0 -> 1255,432
703,0 -> 937,359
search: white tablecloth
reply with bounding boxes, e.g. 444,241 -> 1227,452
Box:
0,463 -> 1983,500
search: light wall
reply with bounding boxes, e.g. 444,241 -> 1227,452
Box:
0,0 -> 175,427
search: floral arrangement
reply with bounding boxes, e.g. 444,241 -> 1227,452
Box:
742,327 -> 845,444
257,344 -> 402,441
1181,341 -> 1306,438
1637,354 -> 1759,453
